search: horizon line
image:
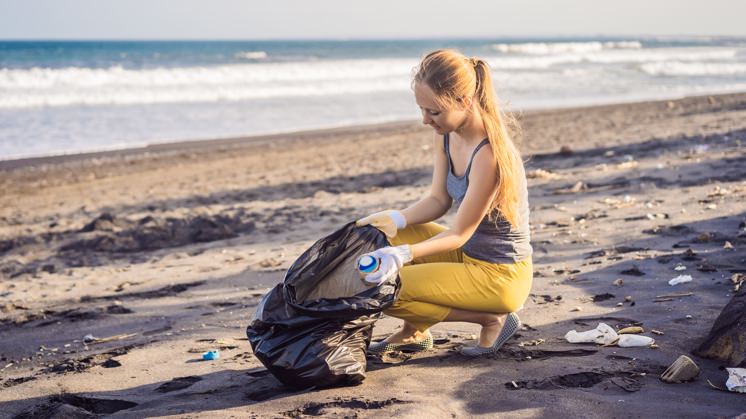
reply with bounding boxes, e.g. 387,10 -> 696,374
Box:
1,33 -> 744,42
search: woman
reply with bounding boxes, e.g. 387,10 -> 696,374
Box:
355,49 -> 532,356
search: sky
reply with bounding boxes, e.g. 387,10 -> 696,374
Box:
1,0 -> 744,40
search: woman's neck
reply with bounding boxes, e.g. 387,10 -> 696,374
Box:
454,107 -> 488,145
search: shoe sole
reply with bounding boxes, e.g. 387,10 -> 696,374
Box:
368,335 -> 434,354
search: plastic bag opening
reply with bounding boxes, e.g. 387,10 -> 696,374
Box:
285,223 -> 390,305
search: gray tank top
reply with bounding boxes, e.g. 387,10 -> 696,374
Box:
444,133 -> 532,263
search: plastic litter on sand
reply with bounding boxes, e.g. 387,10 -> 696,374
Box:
669,275 -> 693,286
726,368 -> 746,393
617,334 -> 655,347
660,355 -> 700,383
565,323 -> 618,345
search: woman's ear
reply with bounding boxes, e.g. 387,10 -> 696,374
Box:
459,95 -> 474,111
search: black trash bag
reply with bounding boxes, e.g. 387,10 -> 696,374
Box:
247,222 -> 398,389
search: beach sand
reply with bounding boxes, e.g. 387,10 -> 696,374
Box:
1,92 -> 745,418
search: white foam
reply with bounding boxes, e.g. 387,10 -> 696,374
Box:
234,50 -> 268,60
640,61 -> 746,76
583,48 -> 738,64
0,59 -> 416,108
483,48 -> 739,70
1,47 -> 745,110
491,41 -> 642,55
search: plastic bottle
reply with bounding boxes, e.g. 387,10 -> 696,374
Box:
357,255 -> 381,283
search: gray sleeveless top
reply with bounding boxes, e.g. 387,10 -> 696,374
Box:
444,133 -> 532,263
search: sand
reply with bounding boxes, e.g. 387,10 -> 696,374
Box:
1,92 -> 745,418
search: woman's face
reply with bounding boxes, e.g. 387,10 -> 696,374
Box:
414,81 -> 469,135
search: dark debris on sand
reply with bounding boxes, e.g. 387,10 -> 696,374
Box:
13,394 -> 138,418
62,212 -> 253,253
1,302 -> 136,329
281,397 -> 410,418
42,344 -> 142,375
495,346 -> 598,361
0,210 -> 257,277
155,376 -> 203,393
505,368 -> 656,392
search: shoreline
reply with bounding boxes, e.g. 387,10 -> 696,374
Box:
3,90 -> 746,171
0,119 -> 421,171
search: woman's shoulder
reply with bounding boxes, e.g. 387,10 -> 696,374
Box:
472,141 -> 495,165
469,144 -> 498,181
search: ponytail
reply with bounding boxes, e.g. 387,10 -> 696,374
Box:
471,58 -> 522,228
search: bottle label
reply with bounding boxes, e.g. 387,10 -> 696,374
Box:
357,255 -> 379,273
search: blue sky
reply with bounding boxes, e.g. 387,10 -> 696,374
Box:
2,0 -> 744,40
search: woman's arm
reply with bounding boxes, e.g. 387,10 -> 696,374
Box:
409,144 -> 498,259
400,136 -> 453,225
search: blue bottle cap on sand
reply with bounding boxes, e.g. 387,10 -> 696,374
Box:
202,350 -> 220,361
357,255 -> 379,273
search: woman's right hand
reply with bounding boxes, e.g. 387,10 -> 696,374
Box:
357,245 -> 412,284
355,210 -> 407,238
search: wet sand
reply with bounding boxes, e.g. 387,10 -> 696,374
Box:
1,92 -> 745,418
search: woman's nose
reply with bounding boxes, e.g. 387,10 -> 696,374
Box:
421,112 -> 432,125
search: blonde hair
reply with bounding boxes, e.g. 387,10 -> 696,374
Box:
413,49 -> 523,228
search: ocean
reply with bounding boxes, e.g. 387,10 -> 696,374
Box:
2,37 -> 746,161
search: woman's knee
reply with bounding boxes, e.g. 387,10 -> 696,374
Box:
500,293 -> 529,313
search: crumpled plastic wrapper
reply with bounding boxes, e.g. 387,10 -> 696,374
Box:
565,322 -> 618,345
669,274 -> 693,286
617,334 -> 655,347
726,368 -> 746,393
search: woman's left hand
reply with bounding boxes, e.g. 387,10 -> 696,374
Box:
355,210 -> 407,238
359,245 -> 413,284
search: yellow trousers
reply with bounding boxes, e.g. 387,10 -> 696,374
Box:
385,222 -> 533,332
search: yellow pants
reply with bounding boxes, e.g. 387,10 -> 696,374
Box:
385,222 -> 533,332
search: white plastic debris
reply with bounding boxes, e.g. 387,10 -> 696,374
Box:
565,322 -> 618,345
669,275 -> 693,286
617,334 -> 655,347
674,265 -> 687,271
726,368 -> 746,393
693,144 -> 709,154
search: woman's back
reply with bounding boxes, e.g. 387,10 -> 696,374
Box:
443,133 -> 532,263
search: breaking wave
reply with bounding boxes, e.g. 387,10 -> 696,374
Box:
490,41 -> 642,55
640,61 -> 746,76
234,50 -> 268,60
0,59 -> 414,108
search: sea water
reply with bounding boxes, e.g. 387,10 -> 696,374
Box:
2,37 -> 746,160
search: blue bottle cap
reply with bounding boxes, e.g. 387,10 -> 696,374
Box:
358,255 -> 378,273
202,350 -> 220,360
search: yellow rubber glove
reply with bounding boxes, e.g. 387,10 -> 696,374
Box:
355,210 -> 407,238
